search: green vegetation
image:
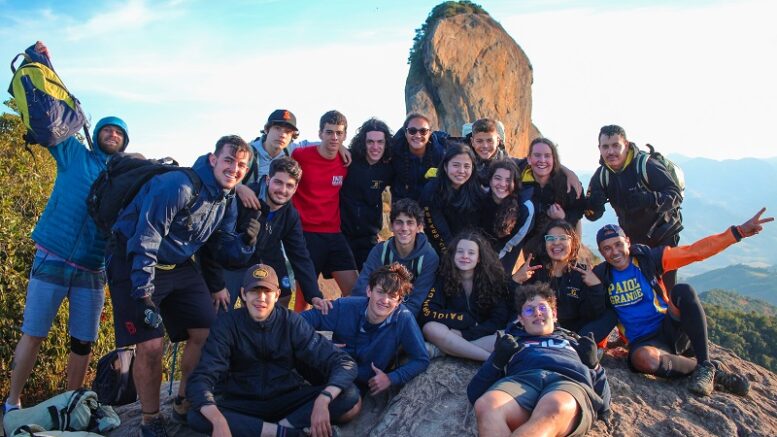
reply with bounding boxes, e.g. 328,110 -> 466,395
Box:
0,102 -> 179,403
408,1 -> 488,78
700,289 -> 777,317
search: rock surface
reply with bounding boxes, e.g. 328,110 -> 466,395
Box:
106,343 -> 777,437
406,12 -> 536,157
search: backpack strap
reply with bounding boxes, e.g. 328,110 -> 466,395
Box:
412,255 -> 423,280
597,166 -> 609,190
380,241 -> 392,266
634,150 -> 651,191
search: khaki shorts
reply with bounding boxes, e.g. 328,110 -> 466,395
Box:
490,369 -> 594,437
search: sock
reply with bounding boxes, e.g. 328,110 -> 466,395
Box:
275,425 -> 302,437
141,410 -> 160,424
655,354 -> 692,378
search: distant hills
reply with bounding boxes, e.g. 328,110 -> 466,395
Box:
579,155 -> 777,276
685,264 -> 777,306
700,288 -> 777,316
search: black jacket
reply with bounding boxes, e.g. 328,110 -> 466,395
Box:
186,306 -> 357,412
390,129 -> 448,201
340,159 -> 393,247
201,180 -> 322,303
419,177 -> 484,256
586,143 -> 682,247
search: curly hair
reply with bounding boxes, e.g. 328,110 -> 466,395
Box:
514,282 -> 557,315
488,160 -> 522,238
439,231 -> 507,315
536,220 -> 581,272
369,262 -> 414,300
349,118 -> 392,164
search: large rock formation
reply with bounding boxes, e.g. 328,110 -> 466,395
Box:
406,3 -> 537,157
107,343 -> 777,437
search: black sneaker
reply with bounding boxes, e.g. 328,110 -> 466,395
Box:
688,360 -> 715,396
140,415 -> 169,437
711,360 -> 751,396
170,396 -> 190,424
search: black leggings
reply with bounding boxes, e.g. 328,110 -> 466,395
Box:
670,283 -> 708,363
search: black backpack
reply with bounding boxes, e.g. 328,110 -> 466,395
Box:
90,347 -> 137,406
87,153 -> 202,234
598,143 -> 685,198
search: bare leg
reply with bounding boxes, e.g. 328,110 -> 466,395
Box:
178,328 -> 209,398
134,338 -> 164,420
422,322 -> 490,361
331,270 -> 358,297
66,351 -> 91,390
513,390 -> 579,437
7,334 -> 45,405
631,345 -> 697,376
474,390 -> 531,437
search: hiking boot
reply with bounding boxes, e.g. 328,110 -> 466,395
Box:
424,341 -> 444,360
170,396 -> 190,423
687,360 -> 715,396
140,415 -> 169,437
712,360 -> 751,396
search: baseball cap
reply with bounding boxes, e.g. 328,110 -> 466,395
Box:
266,109 -> 298,132
242,264 -> 280,293
596,224 -> 627,245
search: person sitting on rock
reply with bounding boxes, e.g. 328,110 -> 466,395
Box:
591,208 -> 772,396
351,198 -> 439,316
390,113 -> 449,202
301,263 -> 430,397
467,282 -> 611,437
186,264 -> 361,437
420,231 -> 509,361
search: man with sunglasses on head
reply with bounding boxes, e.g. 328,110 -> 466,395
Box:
301,263 -> 429,397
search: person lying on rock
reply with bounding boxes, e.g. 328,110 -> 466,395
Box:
589,208 -> 773,397
467,282 -> 611,437
186,264 -> 361,437
301,263 -> 430,397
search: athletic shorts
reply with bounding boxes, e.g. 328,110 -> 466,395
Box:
21,249 -> 106,341
627,313 -> 691,372
303,232 -> 357,278
108,249 -> 215,347
490,369 -> 594,437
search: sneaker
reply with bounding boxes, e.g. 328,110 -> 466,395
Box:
424,341 -> 444,360
687,360 -> 716,396
140,415 -> 169,437
3,401 -> 21,415
711,360 -> 750,396
170,396 -> 190,423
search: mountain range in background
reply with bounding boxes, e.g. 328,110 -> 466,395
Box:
699,288 -> 777,316
578,155 -> 777,276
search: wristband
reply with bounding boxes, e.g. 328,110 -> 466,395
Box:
319,390 -> 333,400
730,225 -> 743,242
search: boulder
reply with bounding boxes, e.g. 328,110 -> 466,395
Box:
107,343 -> 777,437
406,9 -> 535,157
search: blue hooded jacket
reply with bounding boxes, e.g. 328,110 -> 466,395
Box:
31,116 -> 129,270
112,154 -> 253,298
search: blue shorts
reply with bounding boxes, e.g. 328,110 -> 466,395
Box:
21,249 -> 106,341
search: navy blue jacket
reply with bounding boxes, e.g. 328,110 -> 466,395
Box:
301,297 -> 429,387
340,159 -> 393,247
113,154 -> 252,298
467,324 -> 610,419
420,277 -> 509,341
186,306 -> 357,412
390,130 -> 448,201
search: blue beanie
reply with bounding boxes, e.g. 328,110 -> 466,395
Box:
93,116 -> 129,150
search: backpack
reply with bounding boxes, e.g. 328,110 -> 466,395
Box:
90,347 -> 137,406
380,241 -> 424,280
599,144 -> 685,198
86,153 -> 202,234
2,389 -> 120,437
11,425 -> 104,437
8,45 -> 92,150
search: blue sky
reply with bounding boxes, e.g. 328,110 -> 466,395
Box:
1,0 -> 775,170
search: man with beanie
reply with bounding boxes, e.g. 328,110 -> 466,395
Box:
5,38 -> 131,416
186,264 -> 361,437
592,208 -> 772,396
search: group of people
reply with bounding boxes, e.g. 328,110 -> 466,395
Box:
5,41 -> 774,437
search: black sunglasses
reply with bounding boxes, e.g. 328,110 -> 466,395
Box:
406,127 -> 430,136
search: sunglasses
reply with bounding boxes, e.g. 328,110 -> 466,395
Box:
544,234 -> 571,242
521,303 -> 551,317
406,127 -> 431,136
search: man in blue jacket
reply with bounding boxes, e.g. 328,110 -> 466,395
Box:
108,135 -> 256,437
351,198 -> 439,316
5,40 -> 131,415
302,263 -> 429,396
186,264 -> 360,437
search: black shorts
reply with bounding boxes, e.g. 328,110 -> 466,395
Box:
108,249 -> 215,347
627,313 -> 691,371
303,232 -> 357,277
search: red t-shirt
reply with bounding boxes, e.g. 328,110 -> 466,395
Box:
291,146 -> 347,233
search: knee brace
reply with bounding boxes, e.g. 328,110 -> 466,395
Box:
70,337 -> 92,356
